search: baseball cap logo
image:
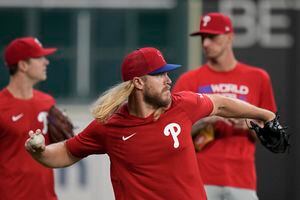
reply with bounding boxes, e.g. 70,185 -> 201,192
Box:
156,50 -> 166,63
202,15 -> 211,27
34,38 -> 43,47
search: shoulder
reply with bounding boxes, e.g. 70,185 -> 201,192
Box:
172,91 -> 197,102
171,91 -> 198,111
75,119 -> 106,139
0,89 -> 12,108
34,89 -> 54,99
86,119 -> 105,131
238,63 -> 271,81
78,119 -> 107,140
171,92 -> 213,122
33,90 -> 56,104
238,62 -> 271,79
172,91 -> 211,106
0,89 -> 7,99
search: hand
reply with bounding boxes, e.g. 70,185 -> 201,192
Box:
250,113 -> 290,153
25,129 -> 46,153
263,111 -> 276,123
192,116 -> 235,136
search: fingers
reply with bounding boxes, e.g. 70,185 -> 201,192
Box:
25,129 -> 45,153
28,129 -> 41,137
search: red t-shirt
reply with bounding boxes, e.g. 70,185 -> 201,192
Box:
0,88 -> 57,200
66,92 -> 213,200
173,63 -> 276,190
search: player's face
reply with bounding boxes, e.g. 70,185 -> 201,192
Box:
201,33 -> 232,59
25,56 -> 50,83
143,72 -> 172,108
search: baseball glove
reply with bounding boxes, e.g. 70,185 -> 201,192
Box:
47,105 -> 75,143
250,113 -> 290,153
192,124 -> 215,152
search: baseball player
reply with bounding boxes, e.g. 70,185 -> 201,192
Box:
25,47 -> 276,200
173,13 -> 276,200
0,37 -> 58,200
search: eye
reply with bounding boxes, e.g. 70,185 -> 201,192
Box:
150,72 -> 167,77
157,72 -> 168,77
202,34 -> 218,40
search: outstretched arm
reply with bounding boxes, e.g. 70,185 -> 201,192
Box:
25,129 -> 81,168
207,94 -> 275,123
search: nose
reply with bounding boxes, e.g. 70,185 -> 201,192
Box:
43,57 -> 50,65
165,73 -> 172,85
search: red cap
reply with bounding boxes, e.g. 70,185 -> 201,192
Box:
4,37 -> 57,66
121,47 -> 181,81
190,12 -> 233,36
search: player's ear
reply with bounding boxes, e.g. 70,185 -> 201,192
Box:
17,60 -> 28,72
132,76 -> 145,90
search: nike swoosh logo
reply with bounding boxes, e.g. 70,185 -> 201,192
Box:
12,113 -> 24,122
122,133 -> 136,141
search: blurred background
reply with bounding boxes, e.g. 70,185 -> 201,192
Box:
0,0 -> 299,199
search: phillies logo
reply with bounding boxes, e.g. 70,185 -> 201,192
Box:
37,111 -> 48,134
34,38 -> 43,47
156,50 -> 166,62
164,123 -> 181,148
202,15 -> 211,27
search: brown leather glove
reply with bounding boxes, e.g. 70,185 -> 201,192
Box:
47,105 -> 75,143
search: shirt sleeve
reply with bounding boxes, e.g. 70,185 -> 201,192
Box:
66,120 -> 107,158
177,92 -> 214,124
258,71 -> 277,112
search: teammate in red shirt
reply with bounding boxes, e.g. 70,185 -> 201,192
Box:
173,13 -> 276,200
0,37 -> 58,200
25,47 -> 276,200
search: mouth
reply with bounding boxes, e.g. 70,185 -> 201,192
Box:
203,48 -> 211,54
162,87 -> 171,93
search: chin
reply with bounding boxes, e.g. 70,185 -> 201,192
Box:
163,91 -> 171,100
205,54 -> 216,59
163,94 -> 172,105
41,76 -> 47,81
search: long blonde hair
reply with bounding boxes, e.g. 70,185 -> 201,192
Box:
91,81 -> 134,122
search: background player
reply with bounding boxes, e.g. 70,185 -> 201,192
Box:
0,37 -> 58,200
173,12 -> 276,200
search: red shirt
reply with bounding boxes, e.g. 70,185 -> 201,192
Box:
173,63 -> 276,190
66,92 -> 213,200
0,88 -> 57,200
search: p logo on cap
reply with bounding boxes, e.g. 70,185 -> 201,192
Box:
202,15 -> 211,27
190,12 -> 233,36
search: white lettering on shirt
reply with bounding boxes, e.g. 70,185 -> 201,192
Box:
211,84 -> 249,95
164,123 -> 181,148
38,111 -> 48,134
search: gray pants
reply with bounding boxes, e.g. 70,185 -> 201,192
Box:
205,185 -> 259,200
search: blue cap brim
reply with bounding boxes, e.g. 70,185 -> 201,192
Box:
148,64 -> 181,75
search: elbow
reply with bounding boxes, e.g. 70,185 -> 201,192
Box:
207,94 -> 224,116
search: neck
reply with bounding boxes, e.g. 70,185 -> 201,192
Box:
207,49 -> 237,72
6,75 -> 35,99
127,94 -> 156,118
